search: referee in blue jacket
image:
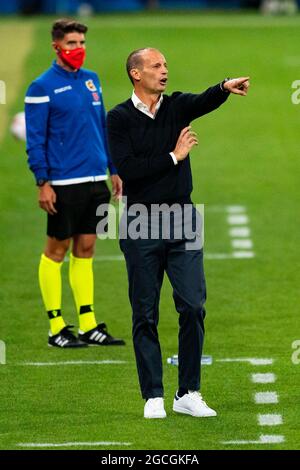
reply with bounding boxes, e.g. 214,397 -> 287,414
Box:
25,19 -> 125,348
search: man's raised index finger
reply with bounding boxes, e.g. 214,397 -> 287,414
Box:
239,76 -> 250,83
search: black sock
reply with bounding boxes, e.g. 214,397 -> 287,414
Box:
177,387 -> 188,398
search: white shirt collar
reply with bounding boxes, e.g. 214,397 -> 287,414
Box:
131,91 -> 163,119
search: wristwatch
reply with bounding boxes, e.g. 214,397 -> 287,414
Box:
220,77 -> 231,93
36,179 -> 48,187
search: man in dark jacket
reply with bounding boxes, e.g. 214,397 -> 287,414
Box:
107,47 -> 249,418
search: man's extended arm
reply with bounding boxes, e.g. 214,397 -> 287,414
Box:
174,77 -> 250,122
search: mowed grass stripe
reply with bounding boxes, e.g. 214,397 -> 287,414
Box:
0,22 -> 34,142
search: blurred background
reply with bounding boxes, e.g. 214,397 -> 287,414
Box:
0,0 -> 299,15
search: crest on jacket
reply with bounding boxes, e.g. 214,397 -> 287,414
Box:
85,79 -> 97,92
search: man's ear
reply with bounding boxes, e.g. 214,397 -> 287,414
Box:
130,68 -> 141,82
52,42 -> 60,53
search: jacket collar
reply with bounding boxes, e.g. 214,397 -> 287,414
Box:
52,60 -> 83,79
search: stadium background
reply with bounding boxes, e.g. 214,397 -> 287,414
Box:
0,0 -> 299,451
0,0 -> 262,14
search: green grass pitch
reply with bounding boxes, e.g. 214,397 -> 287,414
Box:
0,12 -> 299,450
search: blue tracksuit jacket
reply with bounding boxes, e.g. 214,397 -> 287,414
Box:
25,61 -> 116,184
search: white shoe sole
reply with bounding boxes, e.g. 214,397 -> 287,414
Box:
173,403 -> 217,417
144,413 -> 167,419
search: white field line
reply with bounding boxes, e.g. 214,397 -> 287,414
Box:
221,356 -> 283,445
222,435 -> 285,445
93,253 -> 254,262
232,251 -> 255,259
17,441 -> 132,448
260,435 -> 284,443
204,253 -> 232,259
89,255 -> 124,262
254,392 -> 279,404
252,373 -> 276,384
206,205 -> 245,213
227,214 -> 249,225
20,357 -> 274,367
217,358 -> 274,366
20,360 -> 127,366
226,206 -> 247,213
229,227 -> 251,237
231,239 -> 253,249
226,206 -> 254,258
258,414 -> 283,426
206,253 -> 236,260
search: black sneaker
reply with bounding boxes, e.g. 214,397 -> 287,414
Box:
78,323 -> 125,346
48,325 -> 88,348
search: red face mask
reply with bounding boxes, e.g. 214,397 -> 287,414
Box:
57,46 -> 86,70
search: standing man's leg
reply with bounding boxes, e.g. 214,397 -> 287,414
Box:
70,181 -> 125,346
70,234 -> 97,333
70,234 -> 125,346
166,242 -> 216,416
166,242 -> 206,393
39,236 -> 70,335
165,206 -> 216,417
120,235 -> 166,415
39,236 -> 87,347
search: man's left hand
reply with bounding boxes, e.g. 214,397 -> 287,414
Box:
111,174 -> 123,200
224,77 -> 250,96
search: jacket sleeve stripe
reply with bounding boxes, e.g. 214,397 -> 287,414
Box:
24,96 -> 50,104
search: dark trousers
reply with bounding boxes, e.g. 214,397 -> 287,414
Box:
120,208 -> 206,399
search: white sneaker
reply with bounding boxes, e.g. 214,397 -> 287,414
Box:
173,391 -> 217,417
144,398 -> 167,419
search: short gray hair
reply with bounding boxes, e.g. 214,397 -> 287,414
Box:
126,48 -> 157,84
